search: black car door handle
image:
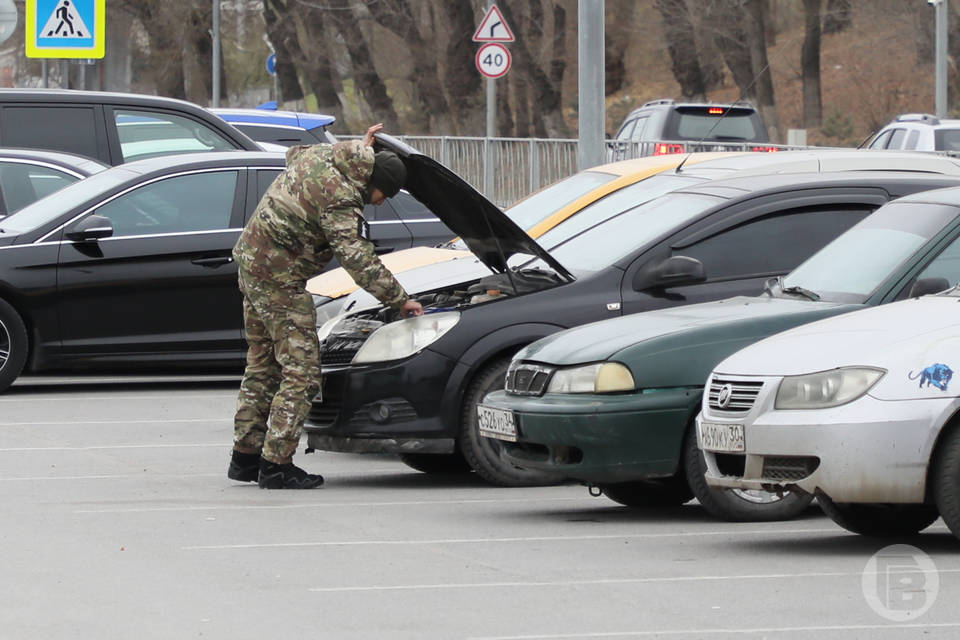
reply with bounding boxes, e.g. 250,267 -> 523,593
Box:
191,256 -> 234,268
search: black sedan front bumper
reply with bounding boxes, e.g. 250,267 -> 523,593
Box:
305,348 -> 462,455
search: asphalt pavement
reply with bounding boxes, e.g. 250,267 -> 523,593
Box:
2,376 -> 959,639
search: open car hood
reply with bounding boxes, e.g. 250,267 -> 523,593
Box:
375,134 -> 573,279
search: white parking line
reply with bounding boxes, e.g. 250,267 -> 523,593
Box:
0,418 -> 229,426
183,527 -> 842,551
308,568 -> 960,594
78,496 -> 590,514
466,622 -> 960,639
0,442 -> 224,451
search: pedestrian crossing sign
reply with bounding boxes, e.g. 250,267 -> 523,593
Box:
26,0 -> 105,59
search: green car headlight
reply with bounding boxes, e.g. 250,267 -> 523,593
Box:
775,367 -> 885,410
546,362 -> 635,394
352,312 -> 460,363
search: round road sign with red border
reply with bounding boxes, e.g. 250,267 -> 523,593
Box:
475,42 -> 511,79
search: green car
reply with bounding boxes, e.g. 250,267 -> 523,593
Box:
479,187 -> 960,521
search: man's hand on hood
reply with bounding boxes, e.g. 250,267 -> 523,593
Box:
364,123 -> 384,147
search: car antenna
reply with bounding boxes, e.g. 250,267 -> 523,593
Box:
675,29 -> 799,174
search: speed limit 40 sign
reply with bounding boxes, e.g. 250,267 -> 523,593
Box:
475,42 -> 511,79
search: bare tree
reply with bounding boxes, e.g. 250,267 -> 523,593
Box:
261,0 -> 304,104
605,0 -> 637,96
655,0 -> 707,101
822,0 -> 852,35
704,0 -> 755,99
744,0 -> 780,141
801,0 -> 822,127
438,1 -> 483,134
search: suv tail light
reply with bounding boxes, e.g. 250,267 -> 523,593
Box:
751,145 -> 780,152
654,143 -> 686,155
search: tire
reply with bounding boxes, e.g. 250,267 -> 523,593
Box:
819,494 -> 940,537
399,451 -> 473,474
932,423 -> 960,541
683,424 -> 814,522
600,477 -> 694,508
0,298 -> 27,393
459,357 -> 564,487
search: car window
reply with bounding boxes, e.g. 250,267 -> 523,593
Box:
256,169 -> 282,202
888,128 -> 907,149
784,202 -> 960,303
0,170 -> 131,233
935,129 -> 960,152
909,235 -> 960,291
93,171 -> 239,237
387,191 -> 433,220
532,174 -> 707,251
115,110 -> 237,162
0,162 -> 77,213
906,130 -> 920,149
867,130 -> 894,149
533,192 -> 724,273
504,170 -> 616,230
677,206 -> 873,280
235,123 -> 318,147
665,108 -> 764,141
630,117 -> 649,142
0,106 -> 99,159
615,118 -> 636,142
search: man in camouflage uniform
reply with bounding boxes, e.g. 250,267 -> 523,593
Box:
228,124 -> 423,489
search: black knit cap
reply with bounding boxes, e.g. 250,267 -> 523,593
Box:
369,151 -> 407,198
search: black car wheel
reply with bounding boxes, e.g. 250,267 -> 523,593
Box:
683,425 -> 814,522
398,451 -> 473,474
600,477 -> 694,507
932,423 -> 960,540
0,298 -> 28,393
819,494 -> 940,537
459,357 -> 564,487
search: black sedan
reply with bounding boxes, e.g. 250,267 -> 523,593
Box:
305,158 -> 960,486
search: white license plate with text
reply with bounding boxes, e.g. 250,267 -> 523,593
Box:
477,405 -> 517,442
699,421 -> 745,453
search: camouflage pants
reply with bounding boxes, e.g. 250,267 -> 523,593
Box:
233,270 -> 320,464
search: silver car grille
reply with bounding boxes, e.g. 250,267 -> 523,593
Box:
707,377 -> 764,413
505,363 -> 553,396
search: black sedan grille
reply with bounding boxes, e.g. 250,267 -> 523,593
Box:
320,335 -> 367,366
707,377 -> 764,413
762,456 -> 820,481
506,363 -> 553,396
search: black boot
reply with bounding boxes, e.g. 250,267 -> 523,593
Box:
258,458 -> 325,489
227,450 -> 261,482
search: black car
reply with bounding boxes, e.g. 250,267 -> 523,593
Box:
0,89 -> 262,165
0,146 -> 455,392
0,148 -> 107,217
305,162 -> 960,485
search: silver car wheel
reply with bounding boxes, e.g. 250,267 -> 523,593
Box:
732,488 -> 786,504
0,317 -> 9,370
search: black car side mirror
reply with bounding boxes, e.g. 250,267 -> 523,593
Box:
908,277 -> 951,298
633,255 -> 707,291
66,215 -> 113,242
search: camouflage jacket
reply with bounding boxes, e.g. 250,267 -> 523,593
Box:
233,140 -> 408,310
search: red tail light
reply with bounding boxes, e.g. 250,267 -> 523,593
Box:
751,146 -> 780,152
654,143 -> 686,155
708,108 -> 724,115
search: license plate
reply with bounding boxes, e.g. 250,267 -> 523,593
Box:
477,404 -> 517,442
699,421 -> 745,453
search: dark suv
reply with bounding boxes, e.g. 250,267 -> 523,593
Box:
611,99 -> 775,158
0,89 -> 262,165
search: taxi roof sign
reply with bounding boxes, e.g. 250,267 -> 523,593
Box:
26,0 -> 105,59
472,4 -> 514,43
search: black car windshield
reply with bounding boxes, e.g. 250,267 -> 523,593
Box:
510,190 -> 724,273
782,201 -> 960,303
508,174 -> 708,271
504,169 -> 616,230
0,169 -> 134,233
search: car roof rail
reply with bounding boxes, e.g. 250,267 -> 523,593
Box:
640,98 -> 676,108
896,113 -> 939,125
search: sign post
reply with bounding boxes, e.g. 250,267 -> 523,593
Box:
473,3 -> 514,198
26,0 -> 105,59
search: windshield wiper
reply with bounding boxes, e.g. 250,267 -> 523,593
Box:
772,275 -> 820,301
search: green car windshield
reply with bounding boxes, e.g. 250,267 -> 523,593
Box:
783,201 -> 960,303
508,174 -> 712,272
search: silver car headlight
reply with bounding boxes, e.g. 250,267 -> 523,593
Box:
352,311 -> 460,363
546,362 -> 635,394
775,367 -> 885,410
